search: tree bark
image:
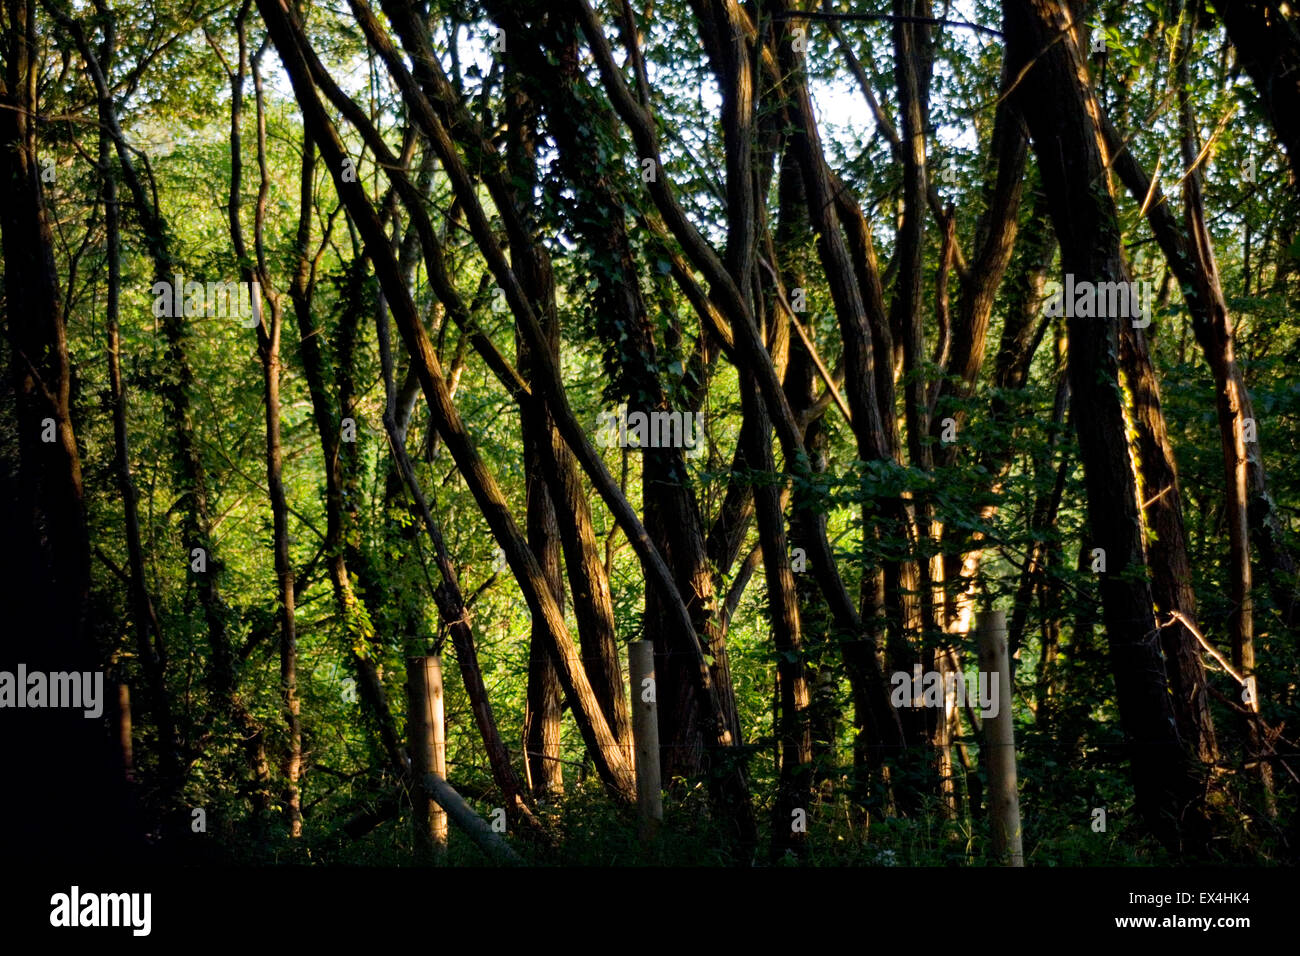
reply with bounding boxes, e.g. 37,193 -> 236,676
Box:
1003,0 -> 1206,850
0,0 -> 129,861
94,20 -> 182,792
1118,322 -> 1218,763
1214,1 -> 1300,183
50,0 -> 276,812
234,52 -> 301,835
259,0 -> 642,798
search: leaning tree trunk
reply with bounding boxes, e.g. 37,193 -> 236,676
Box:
1213,0 -> 1300,183
285,131 -> 406,776
505,69 -> 571,799
486,4 -> 747,835
1003,0 -> 1207,852
258,0 -> 636,800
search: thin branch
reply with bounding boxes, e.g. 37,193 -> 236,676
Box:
771,9 -> 1002,39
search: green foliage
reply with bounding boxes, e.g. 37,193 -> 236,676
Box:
14,0 -> 1298,867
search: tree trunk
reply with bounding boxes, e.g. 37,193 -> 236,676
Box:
505,70 -> 571,800
53,2 -> 274,812
1117,323 -> 1218,764
285,133 -> 406,776
237,57 -> 301,836
375,298 -> 539,829
1003,0 -> 1206,851
520,351 -> 566,800
1214,0 -> 1300,183
96,50 -> 183,791
0,0 -> 124,860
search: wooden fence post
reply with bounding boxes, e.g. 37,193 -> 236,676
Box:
407,655 -> 448,860
628,641 -> 662,842
116,682 -> 133,783
977,610 -> 1023,866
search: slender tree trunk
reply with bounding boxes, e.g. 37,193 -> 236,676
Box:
505,69 -> 571,799
49,2 -> 274,812
262,307 -> 302,836
236,55 -> 301,836
375,296 -> 541,828
522,471 -> 566,799
517,293 -> 566,802
95,32 -> 183,793
1171,10 -> 1243,774
743,374 -> 814,857
775,148 -> 840,799
285,138 -> 406,775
